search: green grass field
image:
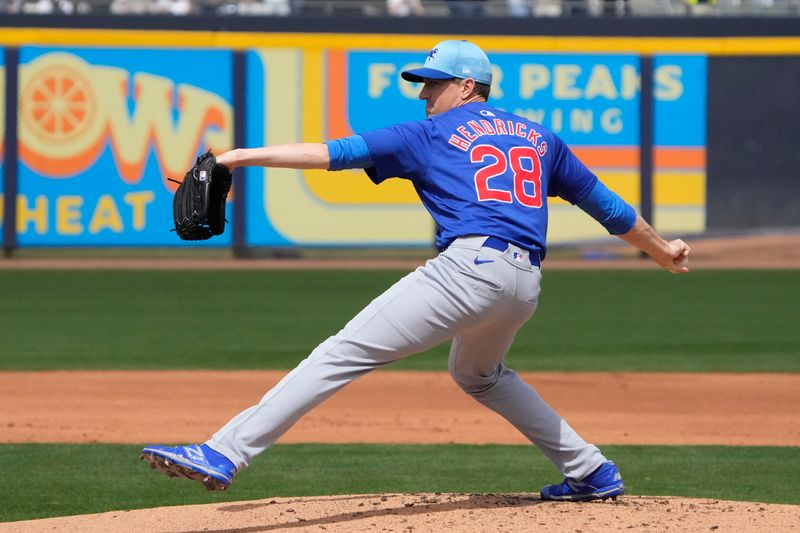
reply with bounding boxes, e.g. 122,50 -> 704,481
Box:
0,269 -> 798,371
1,268 -> 798,523
3,443 -> 798,522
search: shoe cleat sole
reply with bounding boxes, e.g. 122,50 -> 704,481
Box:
140,452 -> 230,491
541,486 -> 624,502
544,494 -> 622,502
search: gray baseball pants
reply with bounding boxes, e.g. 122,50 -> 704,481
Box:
208,236 -> 606,480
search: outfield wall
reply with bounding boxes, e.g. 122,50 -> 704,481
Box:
0,19 -> 797,250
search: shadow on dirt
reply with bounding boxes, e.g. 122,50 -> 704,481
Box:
182,493 -> 546,532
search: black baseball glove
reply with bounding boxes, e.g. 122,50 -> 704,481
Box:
172,150 -> 232,240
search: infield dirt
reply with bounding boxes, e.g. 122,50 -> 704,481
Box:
3,371 -> 799,446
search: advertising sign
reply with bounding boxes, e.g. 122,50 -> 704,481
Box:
15,47 -> 233,246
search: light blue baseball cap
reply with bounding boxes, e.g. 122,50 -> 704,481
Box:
401,40 -> 492,85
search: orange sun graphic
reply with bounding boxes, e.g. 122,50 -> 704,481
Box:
22,64 -> 96,145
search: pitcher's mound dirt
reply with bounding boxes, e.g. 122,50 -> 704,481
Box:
6,493 -> 799,533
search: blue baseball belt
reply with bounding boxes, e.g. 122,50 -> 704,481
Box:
482,236 -> 541,268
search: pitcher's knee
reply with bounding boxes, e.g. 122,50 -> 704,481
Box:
449,364 -> 501,396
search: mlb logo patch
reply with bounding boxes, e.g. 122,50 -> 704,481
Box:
513,251 -> 525,263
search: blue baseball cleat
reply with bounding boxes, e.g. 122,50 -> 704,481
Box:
140,444 -> 236,491
540,461 -> 624,502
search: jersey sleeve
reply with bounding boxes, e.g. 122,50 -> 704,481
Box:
359,120 -> 432,184
576,179 -> 637,235
326,135 -> 374,170
548,136 -> 598,205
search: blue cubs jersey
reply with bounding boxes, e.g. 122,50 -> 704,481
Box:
360,102 -> 598,257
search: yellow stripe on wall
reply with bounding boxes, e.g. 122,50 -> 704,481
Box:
550,171 -> 704,208
655,172 -> 706,206
318,169 -> 677,208
2,28 -> 800,55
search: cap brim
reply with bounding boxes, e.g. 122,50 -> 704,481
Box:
400,68 -> 455,83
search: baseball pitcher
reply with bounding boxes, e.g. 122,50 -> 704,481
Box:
143,40 -> 691,501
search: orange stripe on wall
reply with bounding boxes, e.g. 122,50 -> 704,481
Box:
327,50 -> 354,139
654,147 -> 706,169
572,147 -> 638,168
572,147 -> 706,169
